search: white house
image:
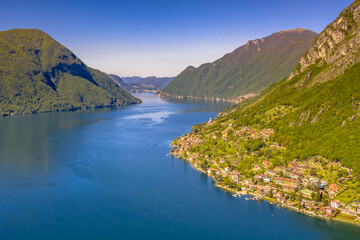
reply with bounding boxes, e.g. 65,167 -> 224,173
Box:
331,200 -> 341,209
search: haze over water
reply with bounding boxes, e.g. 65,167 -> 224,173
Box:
0,93 -> 359,239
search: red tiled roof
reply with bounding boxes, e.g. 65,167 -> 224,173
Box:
274,177 -> 300,183
329,183 -> 339,192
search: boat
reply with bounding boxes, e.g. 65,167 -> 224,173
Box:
245,197 -> 255,200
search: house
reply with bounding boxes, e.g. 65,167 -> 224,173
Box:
318,180 -> 328,189
253,165 -> 261,171
338,177 -> 346,183
258,173 -> 265,179
326,207 -> 335,215
288,172 -> 303,180
207,168 -> 219,175
275,192 -> 284,198
304,202 -> 312,210
328,183 -> 340,197
340,167 -> 352,174
224,167 -> 230,172
283,185 -> 297,193
331,200 -> 342,209
270,143 -> 280,148
234,130 -> 242,136
313,206 -> 320,211
289,161 -> 300,171
262,128 -> 274,137
231,171 -> 241,181
309,177 -> 320,185
326,162 -> 341,169
274,166 -> 286,173
254,175 -> 263,181
320,206 -> 328,214
263,161 -> 271,168
265,169 -> 278,178
274,177 -> 300,187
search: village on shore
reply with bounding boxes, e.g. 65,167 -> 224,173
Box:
170,116 -> 360,225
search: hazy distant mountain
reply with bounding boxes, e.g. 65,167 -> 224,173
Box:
123,76 -> 174,88
161,29 -> 317,100
122,76 -> 143,84
0,29 -> 141,116
108,74 -> 166,93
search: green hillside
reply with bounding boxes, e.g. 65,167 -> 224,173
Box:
225,0 -> 360,175
173,0 -> 360,191
0,28 -> 141,116
161,29 -> 317,100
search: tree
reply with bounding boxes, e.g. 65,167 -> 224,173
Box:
268,189 -> 274,198
314,190 -> 322,202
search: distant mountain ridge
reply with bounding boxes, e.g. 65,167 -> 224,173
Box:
108,74 -> 169,93
161,29 -> 317,100
0,28 -> 141,116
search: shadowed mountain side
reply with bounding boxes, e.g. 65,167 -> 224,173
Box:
161,29 -> 317,100
0,28 -> 141,116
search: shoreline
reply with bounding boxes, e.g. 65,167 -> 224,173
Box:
157,92 -> 258,104
1,101 -> 141,118
175,155 -> 360,227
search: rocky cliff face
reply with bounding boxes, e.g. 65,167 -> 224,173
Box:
288,0 -> 360,85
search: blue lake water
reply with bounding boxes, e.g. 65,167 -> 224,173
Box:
0,93 -> 359,240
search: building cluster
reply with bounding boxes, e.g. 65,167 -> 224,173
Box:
171,124 -> 360,225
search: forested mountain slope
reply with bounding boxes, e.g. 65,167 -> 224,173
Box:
0,29 -> 141,116
161,29 -> 317,100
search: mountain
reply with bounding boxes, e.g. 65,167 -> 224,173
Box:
108,74 -> 165,93
161,29 -> 318,100
107,73 -> 129,90
0,29 -> 141,116
178,0 -> 360,179
122,76 -> 174,88
122,76 -> 143,84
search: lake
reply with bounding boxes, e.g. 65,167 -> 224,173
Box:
0,93 -> 359,240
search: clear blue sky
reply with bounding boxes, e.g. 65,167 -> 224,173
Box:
0,0 -> 354,77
